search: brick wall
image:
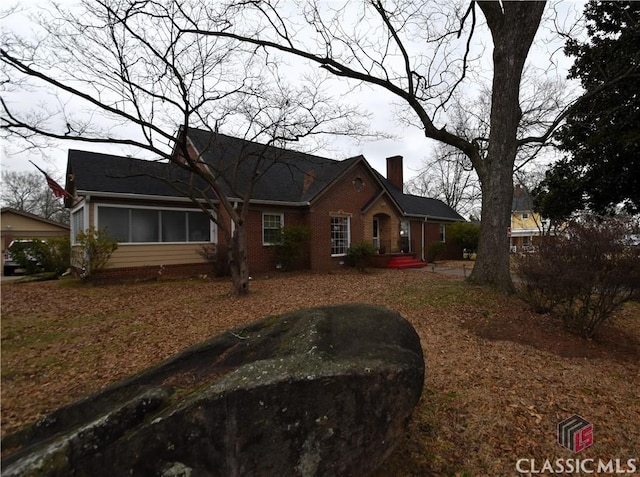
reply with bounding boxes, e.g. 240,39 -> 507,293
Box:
244,207 -> 309,274
308,164 -> 383,271
410,220 -> 425,260
424,222 -> 463,260
84,262 -> 212,283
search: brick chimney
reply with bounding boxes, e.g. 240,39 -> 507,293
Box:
514,184 -> 522,198
386,155 -> 403,190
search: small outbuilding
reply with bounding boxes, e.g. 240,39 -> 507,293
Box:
1,207 -> 70,275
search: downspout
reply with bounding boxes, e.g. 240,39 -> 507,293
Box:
84,195 -> 90,235
422,217 -> 426,262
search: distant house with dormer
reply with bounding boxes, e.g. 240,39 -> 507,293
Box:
510,184 -> 546,253
64,130 -> 465,280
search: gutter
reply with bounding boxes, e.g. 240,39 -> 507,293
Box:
404,213 -> 465,222
76,190 -> 210,203
76,190 -> 311,207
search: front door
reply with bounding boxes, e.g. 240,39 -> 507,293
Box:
373,218 -> 380,250
400,220 -> 410,252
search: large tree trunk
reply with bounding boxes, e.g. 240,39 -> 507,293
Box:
228,221 -> 250,295
468,1 -> 546,293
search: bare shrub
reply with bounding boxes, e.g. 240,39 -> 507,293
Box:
199,244 -> 230,277
516,216 -> 640,338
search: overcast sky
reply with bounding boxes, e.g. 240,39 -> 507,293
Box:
1,0 -> 585,185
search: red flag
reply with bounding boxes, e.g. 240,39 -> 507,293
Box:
30,161 -> 71,199
45,174 -> 68,198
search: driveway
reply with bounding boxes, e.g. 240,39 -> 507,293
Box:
423,261 -> 474,278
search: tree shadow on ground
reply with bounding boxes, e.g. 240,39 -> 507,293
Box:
460,303 -> 640,364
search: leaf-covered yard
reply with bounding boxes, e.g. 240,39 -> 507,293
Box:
2,266 -> 638,475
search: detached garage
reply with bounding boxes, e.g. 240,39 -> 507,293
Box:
1,208 -> 69,275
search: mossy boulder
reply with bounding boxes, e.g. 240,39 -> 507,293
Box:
2,303 -> 425,477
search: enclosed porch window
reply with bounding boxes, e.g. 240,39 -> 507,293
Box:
97,205 -> 216,244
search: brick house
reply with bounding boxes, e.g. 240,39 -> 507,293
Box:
64,130 -> 465,280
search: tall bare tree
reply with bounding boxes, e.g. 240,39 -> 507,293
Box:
186,0 -> 565,292
405,143 -> 481,220
1,0 -> 367,294
181,0 -> 568,292
197,0 -> 636,292
406,71 -> 567,221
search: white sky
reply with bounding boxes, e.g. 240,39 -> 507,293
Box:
0,0 -> 585,185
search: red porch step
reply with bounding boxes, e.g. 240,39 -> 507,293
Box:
387,256 -> 427,269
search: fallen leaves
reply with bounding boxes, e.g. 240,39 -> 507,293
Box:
2,267 -> 639,476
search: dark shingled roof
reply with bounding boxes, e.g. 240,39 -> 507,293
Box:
67,131 -> 465,221
67,150 -> 205,198
187,129 -> 356,203
512,185 -> 534,212
374,171 -> 466,221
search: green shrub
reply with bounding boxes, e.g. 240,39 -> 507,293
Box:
275,225 -> 312,271
426,242 -> 447,262
7,240 -> 41,275
72,227 -> 118,281
446,222 -> 480,255
346,240 -> 378,272
33,237 -> 71,275
516,215 -> 640,338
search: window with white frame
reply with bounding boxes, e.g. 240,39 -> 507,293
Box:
439,224 -> 446,242
262,213 -> 283,245
97,205 -> 216,244
71,207 -> 84,244
331,216 -> 350,256
522,212 -> 529,220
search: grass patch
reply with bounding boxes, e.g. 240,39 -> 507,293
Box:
55,277 -> 89,288
387,280 -> 499,309
373,389 -> 474,477
11,272 -> 60,284
1,329 -> 67,352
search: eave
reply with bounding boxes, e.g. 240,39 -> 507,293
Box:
75,190 -> 212,204
404,213 -> 466,222
74,190 -> 310,208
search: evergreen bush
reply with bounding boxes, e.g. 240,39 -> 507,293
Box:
34,237 -> 71,276
7,240 -> 41,275
426,242 -> 446,262
346,240 -> 378,272
275,225 -> 312,271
